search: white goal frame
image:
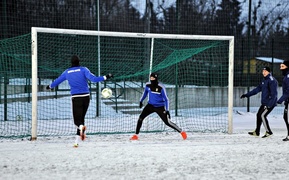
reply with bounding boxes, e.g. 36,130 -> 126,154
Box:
31,27 -> 234,140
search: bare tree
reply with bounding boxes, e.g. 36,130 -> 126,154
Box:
250,0 -> 288,56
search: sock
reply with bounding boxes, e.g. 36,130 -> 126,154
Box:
75,135 -> 80,144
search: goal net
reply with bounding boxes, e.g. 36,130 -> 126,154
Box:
1,27 -> 234,139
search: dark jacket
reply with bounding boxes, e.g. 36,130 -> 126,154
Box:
277,71 -> 289,104
245,73 -> 278,108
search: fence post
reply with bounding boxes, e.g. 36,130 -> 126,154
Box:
4,72 -> 8,121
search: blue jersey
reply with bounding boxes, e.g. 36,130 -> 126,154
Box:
140,82 -> 169,111
50,66 -> 105,95
245,73 -> 278,108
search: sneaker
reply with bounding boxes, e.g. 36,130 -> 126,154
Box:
79,125 -> 86,141
282,136 -> 289,141
181,131 -> 187,140
130,134 -> 138,140
248,131 -> 259,137
73,143 -> 79,148
262,132 -> 273,138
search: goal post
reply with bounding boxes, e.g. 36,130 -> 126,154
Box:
31,28 -> 38,140
31,27 -> 234,140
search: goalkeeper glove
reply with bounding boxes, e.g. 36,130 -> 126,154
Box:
46,85 -> 51,90
105,73 -> 113,79
139,102 -> 143,108
166,111 -> 171,119
240,94 -> 247,99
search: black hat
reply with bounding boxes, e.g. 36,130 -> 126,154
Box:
263,66 -> 271,72
150,73 -> 158,79
282,61 -> 289,68
71,55 -> 80,67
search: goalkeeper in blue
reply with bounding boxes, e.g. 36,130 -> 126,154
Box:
130,73 -> 187,140
46,55 -> 113,147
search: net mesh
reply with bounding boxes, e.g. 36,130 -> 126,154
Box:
0,31 -> 230,138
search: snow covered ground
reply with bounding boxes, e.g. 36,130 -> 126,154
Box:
1,106 -> 289,180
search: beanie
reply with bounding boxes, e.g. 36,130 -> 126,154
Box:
150,73 -> 158,79
71,55 -> 80,67
263,66 -> 271,72
282,60 -> 289,68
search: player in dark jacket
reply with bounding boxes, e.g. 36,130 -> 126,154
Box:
130,73 -> 187,140
277,60 -> 289,141
46,55 -> 113,147
240,67 -> 278,138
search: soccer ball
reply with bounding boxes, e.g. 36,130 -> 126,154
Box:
101,88 -> 112,98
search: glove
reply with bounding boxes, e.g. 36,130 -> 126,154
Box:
105,73 -> 113,79
46,85 -> 54,90
46,85 -> 51,90
166,111 -> 171,119
139,102 -> 143,108
240,94 -> 247,99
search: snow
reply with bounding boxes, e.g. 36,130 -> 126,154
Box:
1,78 -> 289,179
1,105 -> 289,180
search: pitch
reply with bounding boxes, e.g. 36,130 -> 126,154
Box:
0,130 -> 288,180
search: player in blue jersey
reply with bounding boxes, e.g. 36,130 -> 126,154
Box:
130,73 -> 187,140
277,60 -> 289,141
46,55 -> 113,147
240,67 -> 278,138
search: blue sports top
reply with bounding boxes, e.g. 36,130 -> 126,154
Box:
140,82 -> 169,111
49,66 -> 106,95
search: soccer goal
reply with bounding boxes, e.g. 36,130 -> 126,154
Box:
31,27 -> 234,140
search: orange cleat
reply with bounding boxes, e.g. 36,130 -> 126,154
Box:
130,134 -> 138,140
181,131 -> 187,140
80,125 -> 86,141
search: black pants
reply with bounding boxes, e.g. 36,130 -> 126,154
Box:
283,102 -> 289,136
72,96 -> 90,135
135,104 -> 182,134
255,105 -> 274,134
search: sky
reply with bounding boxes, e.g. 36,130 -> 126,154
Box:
130,0 -> 289,30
